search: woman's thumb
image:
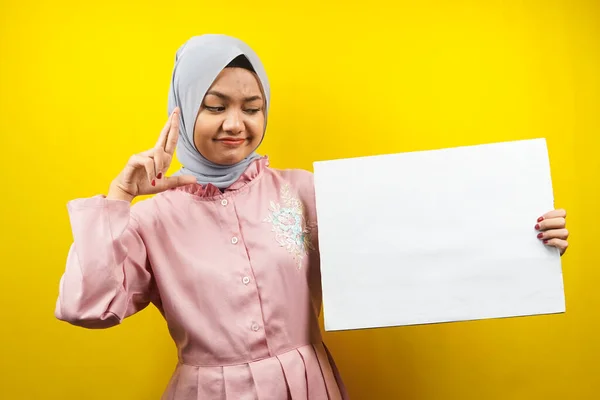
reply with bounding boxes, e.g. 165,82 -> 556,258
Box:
164,175 -> 197,189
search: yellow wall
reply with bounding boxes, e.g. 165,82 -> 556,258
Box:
1,0 -> 598,398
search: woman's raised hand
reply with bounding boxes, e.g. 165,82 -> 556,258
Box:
107,107 -> 197,202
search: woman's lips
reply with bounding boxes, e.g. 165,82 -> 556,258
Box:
217,138 -> 246,146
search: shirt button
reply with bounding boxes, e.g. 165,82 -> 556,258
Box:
221,199 -> 228,206
242,276 -> 250,285
251,323 -> 260,332
231,237 -> 239,244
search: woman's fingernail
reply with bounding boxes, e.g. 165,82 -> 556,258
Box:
535,224 -> 540,230
151,180 -> 156,186
157,172 -> 163,179
537,233 -> 544,239
537,217 -> 544,222
543,239 -> 549,244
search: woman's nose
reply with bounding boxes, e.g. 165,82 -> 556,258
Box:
222,111 -> 243,134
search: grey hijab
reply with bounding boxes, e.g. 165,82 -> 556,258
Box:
167,34 -> 270,189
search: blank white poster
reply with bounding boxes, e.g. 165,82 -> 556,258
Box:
313,138 -> 565,331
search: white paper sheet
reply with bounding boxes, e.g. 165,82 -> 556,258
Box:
313,138 -> 565,331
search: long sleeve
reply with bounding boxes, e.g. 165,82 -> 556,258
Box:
55,196 -> 156,329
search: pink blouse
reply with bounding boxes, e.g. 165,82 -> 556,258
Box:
54,157 -> 348,400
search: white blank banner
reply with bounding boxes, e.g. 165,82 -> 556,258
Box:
313,138 -> 565,331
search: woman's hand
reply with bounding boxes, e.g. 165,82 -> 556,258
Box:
535,209 -> 569,255
107,107 -> 197,202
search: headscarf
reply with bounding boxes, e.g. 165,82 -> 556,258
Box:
168,34 -> 270,189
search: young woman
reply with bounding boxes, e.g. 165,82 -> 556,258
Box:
55,34 -> 569,400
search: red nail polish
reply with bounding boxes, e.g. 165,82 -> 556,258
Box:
151,180 -> 156,186
535,224 -> 540,230
543,239 -> 548,244
537,233 -> 543,239
537,217 -> 544,222
157,172 -> 163,179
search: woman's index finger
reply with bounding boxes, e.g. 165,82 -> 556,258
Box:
155,112 -> 174,149
164,109 -> 180,155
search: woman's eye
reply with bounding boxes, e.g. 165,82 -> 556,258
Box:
205,106 -> 225,112
245,109 -> 260,114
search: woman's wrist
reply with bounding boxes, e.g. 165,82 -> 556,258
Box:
107,181 -> 135,203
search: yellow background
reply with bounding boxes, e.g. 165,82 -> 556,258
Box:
1,0 -> 598,399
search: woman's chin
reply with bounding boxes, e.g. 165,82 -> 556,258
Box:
209,152 -> 249,166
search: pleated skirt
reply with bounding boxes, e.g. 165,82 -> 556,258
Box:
161,342 -> 348,400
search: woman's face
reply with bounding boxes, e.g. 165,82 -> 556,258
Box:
193,67 -> 266,165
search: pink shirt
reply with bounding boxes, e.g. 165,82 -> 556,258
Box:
55,157 -> 348,400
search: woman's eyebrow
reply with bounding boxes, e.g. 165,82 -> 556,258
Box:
206,90 -> 263,102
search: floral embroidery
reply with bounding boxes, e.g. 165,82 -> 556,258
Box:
264,184 -> 315,269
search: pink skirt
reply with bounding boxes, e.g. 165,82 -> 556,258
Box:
161,342 -> 349,399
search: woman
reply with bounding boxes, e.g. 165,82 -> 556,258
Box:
55,34 -> 569,399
